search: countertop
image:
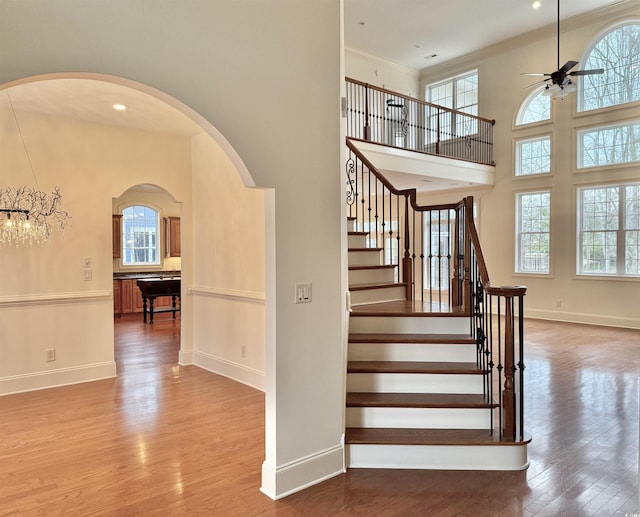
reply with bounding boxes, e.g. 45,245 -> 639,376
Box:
114,271 -> 181,280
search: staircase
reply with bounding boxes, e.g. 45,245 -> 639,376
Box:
345,216 -> 530,471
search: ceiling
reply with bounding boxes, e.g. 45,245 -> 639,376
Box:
1,1 -> 624,136
344,0 -> 622,70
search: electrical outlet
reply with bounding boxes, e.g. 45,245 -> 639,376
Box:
46,349 -> 56,362
556,300 -> 562,308
241,345 -> 246,358
83,269 -> 92,281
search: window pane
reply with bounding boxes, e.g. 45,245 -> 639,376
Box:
516,136 -> 551,176
581,187 -> 619,231
517,89 -> 551,125
578,120 -> 640,168
517,192 -> 550,273
582,230 -> 617,274
580,24 -> 640,112
122,205 -> 160,266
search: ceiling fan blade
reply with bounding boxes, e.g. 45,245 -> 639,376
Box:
524,79 -> 551,89
521,73 -> 551,77
558,60 -> 579,74
570,68 -> 605,76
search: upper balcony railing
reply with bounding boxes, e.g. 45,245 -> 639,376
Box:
345,78 -> 495,166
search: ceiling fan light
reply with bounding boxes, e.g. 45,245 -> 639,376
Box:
542,85 -> 553,96
565,82 -> 577,93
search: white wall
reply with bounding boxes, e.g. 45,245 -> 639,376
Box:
188,132 -> 266,389
1,0 -> 345,500
346,48 -> 420,97
418,2 -> 640,328
0,108 -> 193,393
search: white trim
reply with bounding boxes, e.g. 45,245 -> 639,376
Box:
188,285 -> 265,303
0,290 -> 112,308
526,309 -> 640,330
260,444 -> 345,500
0,361 -> 117,396
347,443 -> 529,471
345,47 -> 419,77
192,350 -> 265,391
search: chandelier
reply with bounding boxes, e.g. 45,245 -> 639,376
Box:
1,91 -> 71,247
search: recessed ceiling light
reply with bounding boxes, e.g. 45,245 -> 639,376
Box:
532,1 -> 542,9
424,54 -> 438,60
415,44 -> 422,49
112,104 -> 127,111
358,21 -> 367,26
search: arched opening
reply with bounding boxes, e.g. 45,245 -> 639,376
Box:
1,74 -> 267,403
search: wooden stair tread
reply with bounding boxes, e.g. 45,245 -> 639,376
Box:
345,428 -> 530,446
348,247 -> 383,252
349,282 -> 407,291
348,265 -> 397,270
349,333 -> 475,344
346,392 -> 497,409
347,361 -> 486,374
348,231 -> 369,236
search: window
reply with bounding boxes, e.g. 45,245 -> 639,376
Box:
516,191 -> 550,274
578,183 -> 640,276
515,136 -> 551,176
516,88 -> 551,126
578,120 -> 640,169
579,23 -> 640,112
121,205 -> 160,266
427,70 -> 478,139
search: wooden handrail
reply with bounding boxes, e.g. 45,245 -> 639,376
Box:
346,77 -> 496,126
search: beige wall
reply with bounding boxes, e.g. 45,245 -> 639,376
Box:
188,132 -> 266,388
346,48 -> 420,97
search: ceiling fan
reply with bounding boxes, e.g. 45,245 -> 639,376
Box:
523,0 -> 604,96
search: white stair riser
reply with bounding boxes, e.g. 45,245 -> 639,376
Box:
346,407 -> 492,429
347,219 -> 356,232
349,316 -> 470,334
349,268 -> 396,285
348,234 -> 368,248
348,250 -> 383,266
348,343 -> 477,363
347,373 -> 484,394
350,286 -> 406,306
347,443 -> 529,470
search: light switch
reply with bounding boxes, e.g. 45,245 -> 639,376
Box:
295,283 -> 312,303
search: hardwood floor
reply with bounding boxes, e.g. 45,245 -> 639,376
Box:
1,316 -> 638,515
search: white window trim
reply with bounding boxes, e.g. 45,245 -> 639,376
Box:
576,118 -> 640,170
576,181 -> 640,278
515,190 -> 552,276
121,204 -> 162,268
514,134 -> 553,178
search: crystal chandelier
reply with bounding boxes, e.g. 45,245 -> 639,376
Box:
1,91 -> 71,247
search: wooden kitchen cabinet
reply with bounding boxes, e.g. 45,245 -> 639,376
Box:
114,277 -> 174,315
166,217 -> 181,257
112,214 -> 122,259
113,280 -> 122,315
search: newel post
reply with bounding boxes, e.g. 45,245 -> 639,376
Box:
402,194 -> 413,300
492,286 -> 527,442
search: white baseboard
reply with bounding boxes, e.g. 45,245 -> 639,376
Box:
192,350 -> 264,391
260,444 -> 345,500
0,361 -> 117,396
526,309 -> 640,330
178,348 -> 193,365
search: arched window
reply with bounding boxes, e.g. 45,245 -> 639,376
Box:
121,205 -> 160,265
579,22 -> 640,112
516,87 -> 551,126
